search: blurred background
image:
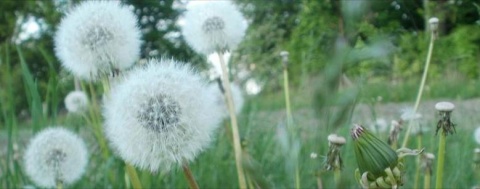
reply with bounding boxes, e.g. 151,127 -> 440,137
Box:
1,0 -> 480,115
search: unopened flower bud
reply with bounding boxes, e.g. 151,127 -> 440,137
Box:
352,124 -> 398,178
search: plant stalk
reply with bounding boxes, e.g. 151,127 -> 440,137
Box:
413,134 -> 423,189
402,29 -> 436,148
182,163 -> 200,189
125,163 -> 142,189
217,52 -> 247,189
56,180 -> 63,189
435,132 -> 446,189
424,170 -> 431,189
334,168 -> 341,188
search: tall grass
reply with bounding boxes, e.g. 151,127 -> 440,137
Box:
2,29 -> 480,189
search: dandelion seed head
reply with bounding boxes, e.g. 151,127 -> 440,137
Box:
328,134 -> 346,145
103,59 -> 222,172
400,107 -> 422,121
181,1 -> 247,55
428,17 -> 439,25
64,91 -> 88,113
435,101 -> 455,112
24,127 -> 88,188
474,127 -> 480,145
55,1 -> 141,80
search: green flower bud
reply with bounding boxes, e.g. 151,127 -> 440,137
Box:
352,124 -> 398,179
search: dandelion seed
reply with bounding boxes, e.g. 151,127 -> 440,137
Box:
24,127 -> 88,188
369,118 -> 388,133
64,91 -> 88,113
310,152 -> 318,159
103,59 -> 222,172
181,1 -> 247,55
474,127 -> 480,145
55,1 -> 141,80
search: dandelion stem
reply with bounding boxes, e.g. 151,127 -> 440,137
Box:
125,163 -> 142,189
283,67 -> 293,128
435,132 -> 446,189
282,54 -> 300,189
217,52 -> 247,189
413,135 -> 422,189
402,28 -> 436,148
74,77 -> 81,91
424,169 -> 431,189
56,180 -> 63,189
333,168 -> 341,188
182,163 -> 200,189
316,174 -> 323,189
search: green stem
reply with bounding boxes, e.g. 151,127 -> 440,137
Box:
217,52 -> 247,189
182,163 -> 200,189
125,163 -> 142,189
333,168 -> 341,188
424,170 -> 431,189
402,30 -> 436,148
413,135 -> 422,189
435,132 -> 446,189
56,180 -> 63,189
284,67 -> 300,189
283,68 -> 293,127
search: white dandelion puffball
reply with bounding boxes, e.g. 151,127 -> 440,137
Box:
55,1 -> 141,80
400,107 -> 422,121
103,59 -> 223,172
181,1 -> 247,55
369,118 -> 388,133
474,127 -> 480,145
209,82 -> 245,117
24,127 -> 88,188
64,91 -> 89,113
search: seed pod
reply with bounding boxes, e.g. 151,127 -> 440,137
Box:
352,124 -> 398,179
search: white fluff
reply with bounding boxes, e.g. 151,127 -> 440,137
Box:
181,1 -> 247,55
64,91 -> 88,113
209,82 -> 245,118
55,1 -> 141,80
474,127 -> 480,145
400,107 -> 422,121
103,59 -> 222,172
369,118 -> 388,133
24,127 -> 88,188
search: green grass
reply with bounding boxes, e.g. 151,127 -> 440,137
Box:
2,44 -> 480,188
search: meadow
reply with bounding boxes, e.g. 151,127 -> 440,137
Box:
2,0 -> 480,189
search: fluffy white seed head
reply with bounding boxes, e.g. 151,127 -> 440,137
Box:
24,127 -> 88,188
400,108 -> 422,121
425,152 -> 435,160
474,127 -> 480,145
327,134 -> 346,145
369,118 -> 388,133
103,59 -> 222,172
428,17 -> 439,31
435,101 -> 455,112
475,148 -> 480,153
55,1 -> 141,80
181,1 -> 247,55
64,91 -> 89,113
